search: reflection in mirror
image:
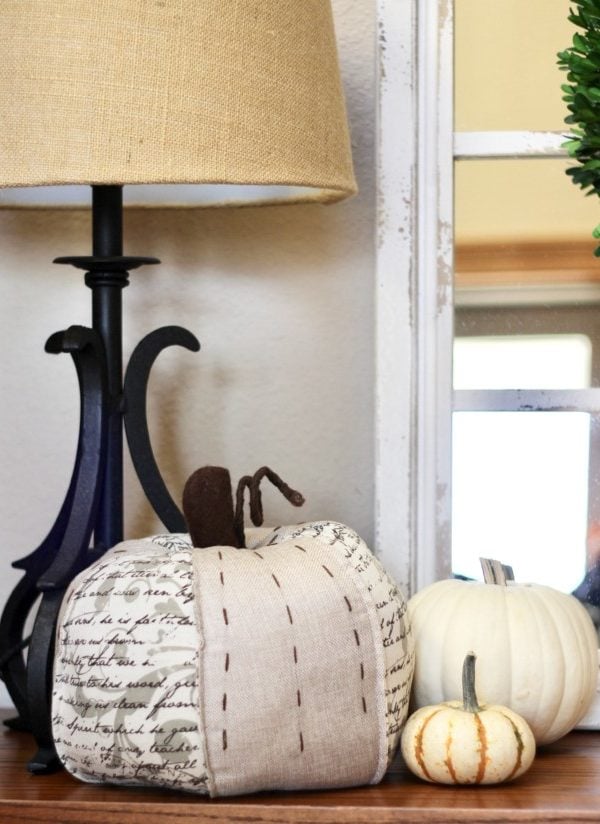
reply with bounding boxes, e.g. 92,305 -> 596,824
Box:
453,0 -> 600,647
453,156 -> 600,640
455,0 -> 571,132
452,335 -> 591,591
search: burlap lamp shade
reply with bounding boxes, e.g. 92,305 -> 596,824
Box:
0,0 -> 357,205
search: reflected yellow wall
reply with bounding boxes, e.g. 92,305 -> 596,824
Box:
455,0 -> 600,242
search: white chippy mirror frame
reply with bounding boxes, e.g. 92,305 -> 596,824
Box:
374,0 -> 600,724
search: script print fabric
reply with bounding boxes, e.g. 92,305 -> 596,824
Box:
52,538 -> 209,792
52,523 -> 413,794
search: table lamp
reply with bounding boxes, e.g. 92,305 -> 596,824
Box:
0,0 -> 356,772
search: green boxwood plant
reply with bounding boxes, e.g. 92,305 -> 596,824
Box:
558,0 -> 600,254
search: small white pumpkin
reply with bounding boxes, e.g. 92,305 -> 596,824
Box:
408,562 -> 598,745
401,653 -> 536,784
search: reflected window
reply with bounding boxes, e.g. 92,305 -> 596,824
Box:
451,0 -> 600,608
452,335 -> 593,591
454,335 -> 592,390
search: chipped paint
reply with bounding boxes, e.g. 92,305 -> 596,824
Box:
375,0 -> 418,593
455,130 -> 568,159
375,0 -> 453,594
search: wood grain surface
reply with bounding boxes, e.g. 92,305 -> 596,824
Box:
0,716 -> 598,823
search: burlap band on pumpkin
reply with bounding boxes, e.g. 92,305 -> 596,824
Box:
0,0 -> 356,201
192,537 -> 387,796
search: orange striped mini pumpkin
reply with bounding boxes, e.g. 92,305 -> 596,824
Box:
401,653 -> 535,785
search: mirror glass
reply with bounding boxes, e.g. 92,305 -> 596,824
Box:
455,0 -> 568,131
452,0 -> 600,619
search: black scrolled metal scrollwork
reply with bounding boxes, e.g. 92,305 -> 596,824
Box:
0,321 -> 200,772
0,487 -> 77,731
0,326 -> 109,773
123,326 -> 200,533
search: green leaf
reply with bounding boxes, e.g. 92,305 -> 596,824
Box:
559,1 -> 600,242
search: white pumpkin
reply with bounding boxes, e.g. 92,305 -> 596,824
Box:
408,575 -> 597,745
401,654 -> 536,784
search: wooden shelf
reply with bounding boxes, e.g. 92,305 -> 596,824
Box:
0,719 -> 599,823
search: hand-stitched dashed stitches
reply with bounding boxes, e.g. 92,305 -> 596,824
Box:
220,567 -> 229,751
263,557 -> 306,755
210,542 -> 379,778
316,567 -> 369,722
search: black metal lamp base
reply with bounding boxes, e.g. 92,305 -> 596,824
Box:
0,186 -> 200,773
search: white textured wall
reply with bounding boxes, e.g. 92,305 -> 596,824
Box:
0,0 -> 376,708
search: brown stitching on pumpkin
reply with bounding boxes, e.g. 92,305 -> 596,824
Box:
295,544 -> 307,553
286,605 -> 294,624
353,629 -> 360,646
223,607 -> 229,626
362,696 -> 367,713
344,595 -> 352,611
360,662 -> 365,680
322,564 -> 334,578
222,693 -> 227,711
272,573 -> 281,588
297,689 -> 302,707
218,550 -> 223,561
253,551 -> 264,560
219,570 -> 224,586
293,645 -> 298,664
225,652 -> 230,672
299,731 -> 305,752
222,729 -> 228,750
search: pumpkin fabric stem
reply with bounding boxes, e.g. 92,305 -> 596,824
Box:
462,653 -> 481,714
183,467 -> 242,548
183,465 -> 305,549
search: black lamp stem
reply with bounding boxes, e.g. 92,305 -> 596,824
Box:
0,183 -> 200,773
89,185 -> 126,550
92,185 -> 123,256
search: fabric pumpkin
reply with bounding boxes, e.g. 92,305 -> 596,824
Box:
408,570 -> 597,745
51,467 -> 414,796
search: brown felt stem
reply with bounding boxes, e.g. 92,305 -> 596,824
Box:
234,466 -> 305,531
234,475 -> 252,548
182,466 -> 242,548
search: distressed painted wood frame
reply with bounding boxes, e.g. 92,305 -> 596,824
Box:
375,0 -> 577,597
375,0 -> 454,596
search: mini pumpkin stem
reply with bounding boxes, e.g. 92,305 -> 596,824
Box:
462,653 -> 481,714
234,466 -> 305,544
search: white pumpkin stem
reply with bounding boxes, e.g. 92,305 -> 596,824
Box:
479,557 -> 514,586
462,653 -> 481,713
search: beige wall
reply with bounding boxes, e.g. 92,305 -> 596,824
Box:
456,0 -> 600,242
0,0 -> 376,707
